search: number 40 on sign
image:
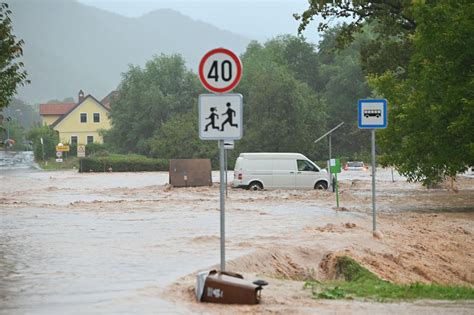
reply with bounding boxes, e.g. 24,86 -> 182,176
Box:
199,48 -> 242,94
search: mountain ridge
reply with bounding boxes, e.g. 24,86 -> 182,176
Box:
10,0 -> 251,104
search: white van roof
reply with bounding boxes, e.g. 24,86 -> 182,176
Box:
239,152 -> 308,160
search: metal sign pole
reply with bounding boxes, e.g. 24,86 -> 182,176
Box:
225,149 -> 228,198
219,140 -> 226,271
328,134 -> 332,191
371,129 -> 376,232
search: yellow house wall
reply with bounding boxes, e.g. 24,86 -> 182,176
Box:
41,115 -> 61,126
53,97 -> 111,145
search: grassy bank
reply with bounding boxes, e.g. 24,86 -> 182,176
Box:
305,256 -> 474,301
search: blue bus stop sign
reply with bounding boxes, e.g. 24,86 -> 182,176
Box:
358,99 -> 387,129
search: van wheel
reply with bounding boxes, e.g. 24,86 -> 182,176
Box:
248,181 -> 263,191
314,181 -> 328,190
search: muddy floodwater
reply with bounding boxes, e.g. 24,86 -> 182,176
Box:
0,152 -> 357,314
1,151 -> 473,314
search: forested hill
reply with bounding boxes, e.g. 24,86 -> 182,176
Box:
10,0 -> 250,104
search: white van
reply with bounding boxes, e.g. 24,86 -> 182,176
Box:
233,153 -> 328,190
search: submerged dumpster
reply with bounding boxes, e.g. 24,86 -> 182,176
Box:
169,159 -> 212,187
196,270 -> 265,304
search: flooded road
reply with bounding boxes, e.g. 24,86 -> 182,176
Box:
3,151 -> 472,314
0,151 -> 357,314
0,151 -> 39,173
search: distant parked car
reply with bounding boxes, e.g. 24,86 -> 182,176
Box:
343,161 -> 368,171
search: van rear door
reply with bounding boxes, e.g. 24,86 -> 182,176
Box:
272,159 -> 296,188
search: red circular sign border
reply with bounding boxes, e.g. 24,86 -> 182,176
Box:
199,48 -> 242,93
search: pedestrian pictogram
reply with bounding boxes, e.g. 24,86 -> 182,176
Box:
204,107 -> 219,131
220,103 -> 238,131
199,48 -> 242,94
199,94 -> 243,140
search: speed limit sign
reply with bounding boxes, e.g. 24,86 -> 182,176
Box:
199,48 -> 242,93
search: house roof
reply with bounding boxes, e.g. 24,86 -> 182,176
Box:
39,103 -> 76,115
51,94 -> 110,128
101,90 -> 118,109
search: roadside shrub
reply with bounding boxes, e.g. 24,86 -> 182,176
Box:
27,125 -> 59,160
67,143 -> 77,157
86,143 -> 109,157
79,154 -> 168,172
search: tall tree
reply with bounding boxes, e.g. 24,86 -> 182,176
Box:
238,38 -> 327,160
295,1 -> 415,75
149,110 -> 218,164
2,98 -> 40,128
317,28 -> 373,158
0,3 -> 29,109
297,0 -> 474,184
105,54 -> 202,155
371,1 -> 474,185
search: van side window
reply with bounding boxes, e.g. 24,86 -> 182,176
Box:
298,160 -> 317,172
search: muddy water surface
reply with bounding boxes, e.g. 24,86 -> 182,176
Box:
0,151 -> 358,314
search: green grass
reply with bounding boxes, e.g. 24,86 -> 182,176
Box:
38,157 -> 79,170
305,256 -> 474,301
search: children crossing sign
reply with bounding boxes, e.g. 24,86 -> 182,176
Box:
198,94 -> 243,140
197,48 -> 244,273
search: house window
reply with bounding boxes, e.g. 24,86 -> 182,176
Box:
80,113 -> 87,123
71,136 -> 78,146
93,113 -> 100,123
87,136 -> 94,144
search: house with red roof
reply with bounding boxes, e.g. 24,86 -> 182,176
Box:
39,90 -> 116,145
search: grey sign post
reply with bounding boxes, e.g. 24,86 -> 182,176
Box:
358,99 -> 387,234
199,47 -> 243,272
219,140 -> 234,198
198,94 -> 243,271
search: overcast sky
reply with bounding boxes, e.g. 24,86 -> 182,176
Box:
78,0 -> 322,43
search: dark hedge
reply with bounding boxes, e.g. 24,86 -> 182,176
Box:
79,154 -> 168,172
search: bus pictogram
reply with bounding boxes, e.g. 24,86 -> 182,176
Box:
364,109 -> 381,118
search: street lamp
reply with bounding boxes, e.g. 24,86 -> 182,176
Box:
314,122 -> 345,191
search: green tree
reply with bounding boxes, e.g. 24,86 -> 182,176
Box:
105,54 -> 202,155
1,118 -> 24,150
262,36 -> 323,93
371,2 -> 474,185
317,28 -> 373,158
238,39 -> 327,160
26,125 -> 59,160
295,1 -> 415,75
149,110 -> 218,165
243,34 -> 373,160
1,98 -> 40,128
0,3 -> 29,109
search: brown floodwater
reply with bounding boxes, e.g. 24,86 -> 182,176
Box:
1,151 -> 361,314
